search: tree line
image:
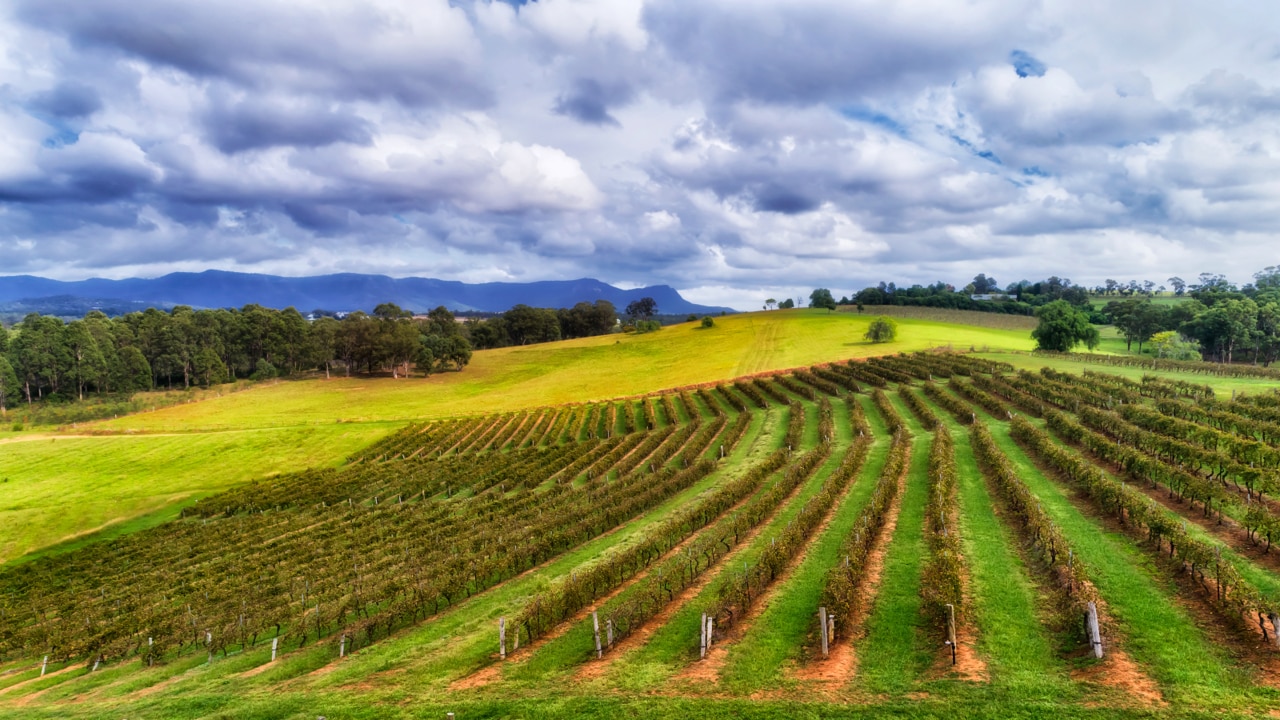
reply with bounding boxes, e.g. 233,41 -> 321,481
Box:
463,298 -> 664,349
795,275 -> 1095,317
0,303 -> 473,411
1100,269 -> 1280,363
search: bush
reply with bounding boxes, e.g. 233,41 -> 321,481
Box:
864,316 -> 898,343
635,320 -> 661,334
10,422 -> 23,432
250,360 -> 279,381
701,316 -> 715,328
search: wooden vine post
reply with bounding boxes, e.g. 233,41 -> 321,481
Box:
1086,602 -> 1104,659
817,606 -> 829,658
945,603 -> 957,666
592,611 -> 603,659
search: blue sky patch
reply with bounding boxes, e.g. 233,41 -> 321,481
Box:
1010,50 -> 1047,78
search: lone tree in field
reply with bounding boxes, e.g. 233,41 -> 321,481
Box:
625,297 -> 657,321
809,288 -> 837,312
1032,300 -> 1100,352
864,316 -> 898,343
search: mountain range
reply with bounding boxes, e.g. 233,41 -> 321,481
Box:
0,271 -> 734,317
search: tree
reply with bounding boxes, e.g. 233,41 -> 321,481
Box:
1106,297 -> 1169,352
1151,331 -> 1200,361
624,297 -> 657,321
1168,277 -> 1186,296
504,305 -> 561,345
971,273 -> 999,293
809,288 -> 837,312
779,299 -> 795,309
115,346 -> 152,392
64,320 -> 106,400
1031,300 -> 1100,352
0,355 -> 17,415
765,298 -> 777,310
864,316 -> 898,343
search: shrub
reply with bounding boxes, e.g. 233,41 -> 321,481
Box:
250,360 -> 279,381
864,316 -> 898,343
701,316 -> 715,328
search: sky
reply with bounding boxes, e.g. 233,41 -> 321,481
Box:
2,0 -> 1280,310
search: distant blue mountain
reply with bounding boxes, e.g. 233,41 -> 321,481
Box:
0,271 -> 735,316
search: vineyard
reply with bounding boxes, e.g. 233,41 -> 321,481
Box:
3,351 -> 1280,718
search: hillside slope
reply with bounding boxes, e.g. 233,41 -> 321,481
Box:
0,309 -> 1030,565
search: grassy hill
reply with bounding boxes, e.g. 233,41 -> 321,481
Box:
2,304 -> 1280,712
0,309 -> 1033,566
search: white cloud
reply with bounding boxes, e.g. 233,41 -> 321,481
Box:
4,0 -> 1280,308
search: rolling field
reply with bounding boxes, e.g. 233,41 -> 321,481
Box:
2,350 -> 1280,718
0,309 -> 1033,566
837,304 -> 1039,331
0,424 -> 396,563
88,309 -> 1033,432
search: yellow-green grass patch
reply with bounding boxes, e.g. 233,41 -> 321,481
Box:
0,423 -> 395,564
91,310 -> 1034,433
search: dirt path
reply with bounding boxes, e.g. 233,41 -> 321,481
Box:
0,663 -> 78,698
450,491 -> 750,690
926,553 -> 988,682
791,450 -> 908,692
576,456 -> 816,682
678,449 -> 858,686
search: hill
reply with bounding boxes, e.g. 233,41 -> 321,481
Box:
2,346 -> 1280,719
0,270 -> 734,316
7,309 -> 1280,719
0,309 -> 1029,563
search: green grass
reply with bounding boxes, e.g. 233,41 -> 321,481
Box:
976,350 -> 1280,397
716,394 -> 888,693
0,423 -> 395,563
601,410 -> 837,690
986,422 -> 1265,704
838,305 -> 1039,332
941,411 -> 1075,697
92,310 -> 1034,433
852,393 -> 933,693
0,309 -> 1033,565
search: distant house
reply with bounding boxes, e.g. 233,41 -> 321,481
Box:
970,293 -> 1008,301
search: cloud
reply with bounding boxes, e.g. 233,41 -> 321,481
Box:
4,0 -> 1280,308
202,97 -> 373,154
553,78 -> 635,126
14,0 -> 490,107
29,82 -> 103,119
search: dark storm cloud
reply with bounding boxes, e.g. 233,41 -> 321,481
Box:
14,0 -> 492,108
552,78 -> 635,127
29,82 -> 102,119
203,99 -> 373,154
642,0 -> 1035,106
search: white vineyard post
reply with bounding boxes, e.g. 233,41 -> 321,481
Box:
1086,602 -> 1103,658
699,613 -> 707,659
946,604 -> 957,666
818,607 -> 829,658
592,612 -> 602,659
499,617 -> 506,660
